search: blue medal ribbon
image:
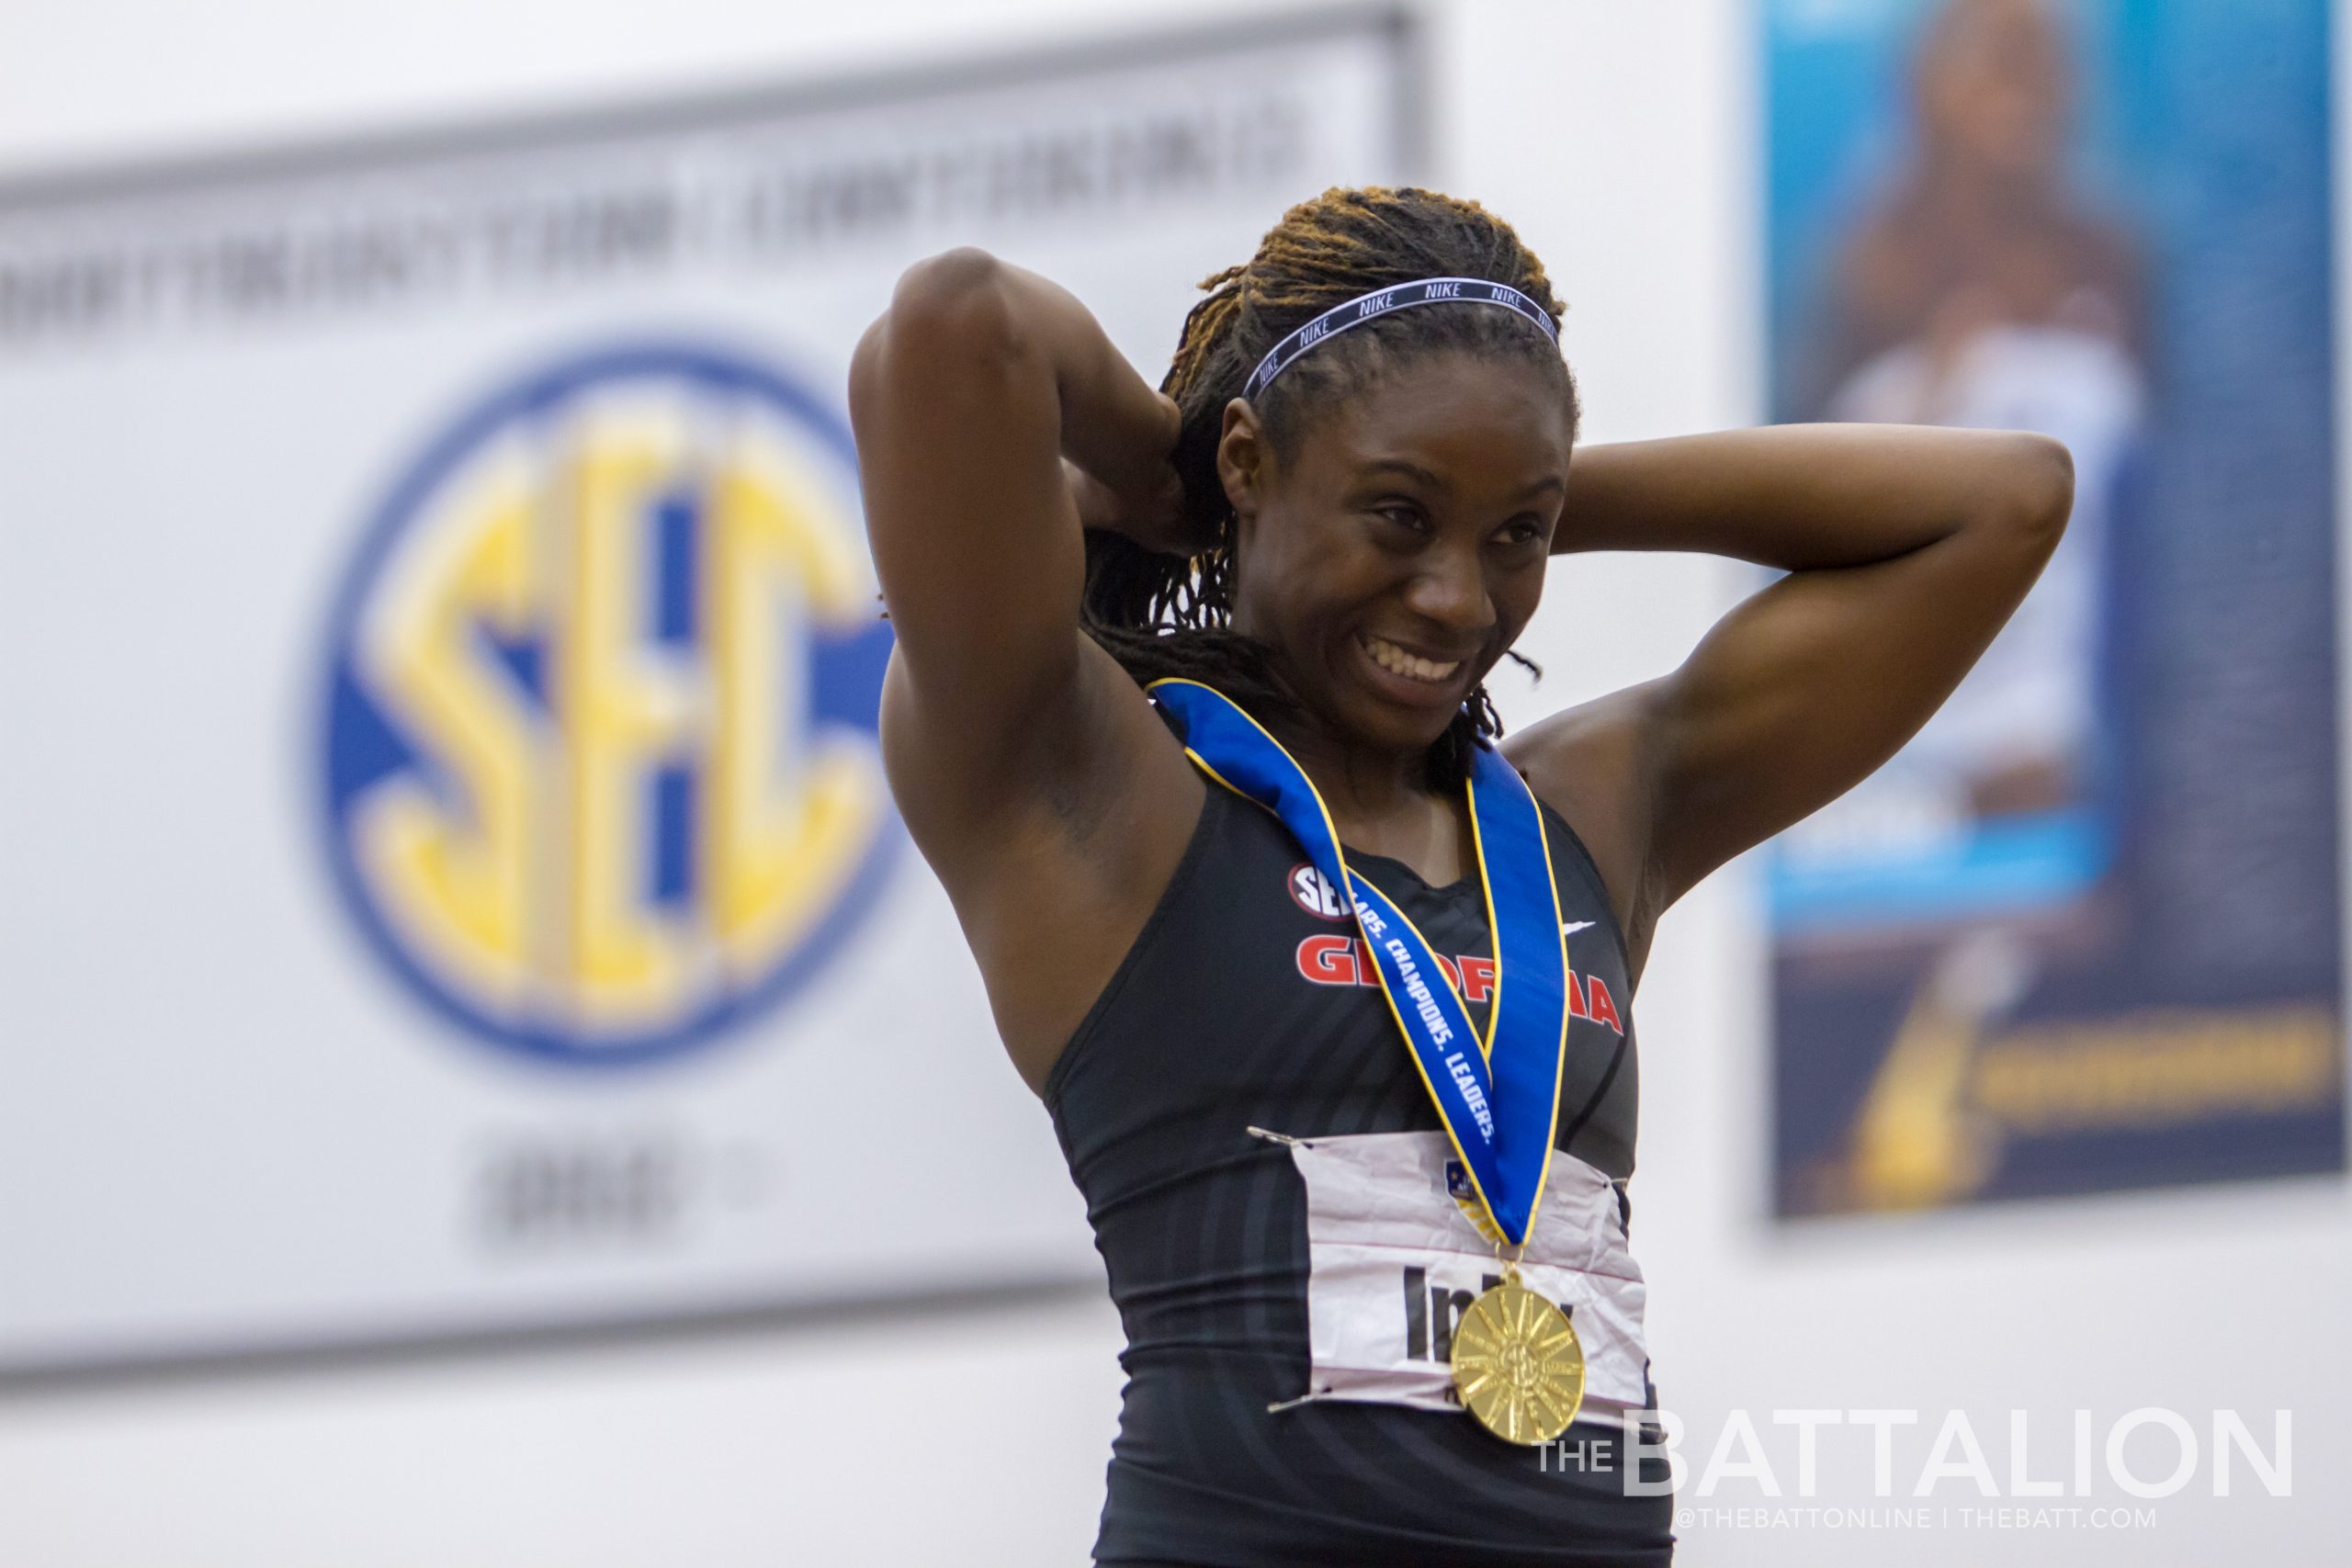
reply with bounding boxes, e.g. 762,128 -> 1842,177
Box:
1150,679 -> 1573,1247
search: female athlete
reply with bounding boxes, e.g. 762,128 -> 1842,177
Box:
848,187 -> 2071,1566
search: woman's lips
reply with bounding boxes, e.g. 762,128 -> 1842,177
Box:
1354,632 -> 1471,706
1359,632 -> 1462,683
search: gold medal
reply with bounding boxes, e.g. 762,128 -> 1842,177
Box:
1449,1271 -> 1586,1445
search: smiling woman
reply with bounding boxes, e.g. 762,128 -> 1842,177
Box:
1080,190 -> 1577,801
848,186 -> 2070,1566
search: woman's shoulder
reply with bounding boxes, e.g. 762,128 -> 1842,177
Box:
1499,683 -> 1664,979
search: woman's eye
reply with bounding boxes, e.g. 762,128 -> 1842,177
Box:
1498,518 -> 1545,547
1374,504 -> 1429,534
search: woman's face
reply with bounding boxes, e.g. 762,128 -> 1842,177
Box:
1217,352 -> 1573,761
1917,0 -> 2070,180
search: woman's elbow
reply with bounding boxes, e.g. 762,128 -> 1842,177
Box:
850,248 -> 1023,421
1999,432 -> 2075,550
884,247 -> 1017,354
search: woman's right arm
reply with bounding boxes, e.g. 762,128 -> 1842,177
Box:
848,249 -> 1183,863
850,251 -> 1203,1080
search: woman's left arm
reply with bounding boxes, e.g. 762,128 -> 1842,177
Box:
1510,423 -> 2073,946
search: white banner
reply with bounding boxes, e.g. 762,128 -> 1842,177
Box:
0,11 -> 1419,1376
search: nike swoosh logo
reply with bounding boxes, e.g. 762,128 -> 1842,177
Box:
1562,920 -> 1596,936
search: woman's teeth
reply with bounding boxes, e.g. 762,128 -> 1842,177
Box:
1362,634 -> 1461,684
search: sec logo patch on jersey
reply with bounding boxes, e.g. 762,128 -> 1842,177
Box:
320,344 -> 896,1066
1288,863 -> 1350,919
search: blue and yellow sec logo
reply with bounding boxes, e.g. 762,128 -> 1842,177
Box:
321,344 -> 895,1066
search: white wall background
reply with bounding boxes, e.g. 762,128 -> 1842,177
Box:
0,2 -> 2343,1563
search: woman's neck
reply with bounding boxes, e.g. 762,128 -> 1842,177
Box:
1910,154 -> 2060,236
1266,713 -> 1469,882
1270,716 -> 1425,814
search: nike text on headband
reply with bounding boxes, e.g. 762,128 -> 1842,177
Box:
1240,276 -> 1559,401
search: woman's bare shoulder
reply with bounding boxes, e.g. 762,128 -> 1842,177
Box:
1500,680 -> 1668,980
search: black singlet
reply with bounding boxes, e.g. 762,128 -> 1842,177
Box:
1045,746 -> 1676,1567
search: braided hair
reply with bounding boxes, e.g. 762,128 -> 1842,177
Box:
1082,186 -> 1577,791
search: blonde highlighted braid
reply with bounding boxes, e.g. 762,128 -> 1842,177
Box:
1082,186 -> 1576,790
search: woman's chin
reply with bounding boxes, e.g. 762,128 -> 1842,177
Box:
1283,654 -> 1470,764
1329,689 -> 1464,761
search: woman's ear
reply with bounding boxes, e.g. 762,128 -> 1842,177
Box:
1216,399 -> 1266,528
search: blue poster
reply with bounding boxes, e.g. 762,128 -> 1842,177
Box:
1765,0 -> 2342,1214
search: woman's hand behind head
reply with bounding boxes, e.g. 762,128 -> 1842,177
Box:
1064,405 -> 1199,556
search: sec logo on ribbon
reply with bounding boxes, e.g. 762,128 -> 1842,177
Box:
320,344 -> 896,1066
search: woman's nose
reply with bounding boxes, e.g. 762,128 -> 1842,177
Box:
1403,547 -> 1494,634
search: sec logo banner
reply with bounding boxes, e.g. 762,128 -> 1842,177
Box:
320,344 -> 897,1066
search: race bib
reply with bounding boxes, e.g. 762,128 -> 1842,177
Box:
1256,1128 -> 1652,1420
